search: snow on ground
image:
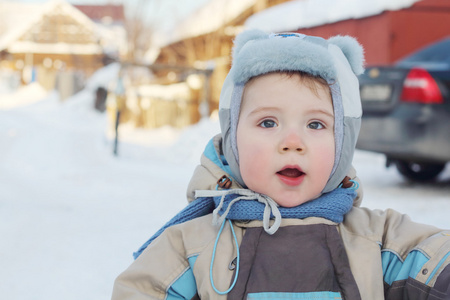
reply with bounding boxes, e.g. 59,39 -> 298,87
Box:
0,82 -> 48,109
0,80 -> 449,300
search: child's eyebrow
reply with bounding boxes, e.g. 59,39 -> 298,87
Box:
246,106 -> 281,116
306,108 -> 334,119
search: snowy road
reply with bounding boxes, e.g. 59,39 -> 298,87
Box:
0,93 -> 449,300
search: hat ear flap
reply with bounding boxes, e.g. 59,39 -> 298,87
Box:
232,29 -> 268,59
328,35 -> 365,75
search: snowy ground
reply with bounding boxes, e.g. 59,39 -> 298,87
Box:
1,83 -> 449,300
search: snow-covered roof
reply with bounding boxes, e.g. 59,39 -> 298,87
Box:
0,2 -> 43,52
0,0 -> 123,55
153,0 -> 257,47
245,0 -> 422,33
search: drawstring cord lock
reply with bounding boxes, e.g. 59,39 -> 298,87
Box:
217,175 -> 232,189
339,176 -> 359,190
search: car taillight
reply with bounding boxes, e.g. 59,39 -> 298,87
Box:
400,68 -> 443,104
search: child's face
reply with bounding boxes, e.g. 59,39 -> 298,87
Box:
236,73 -> 335,207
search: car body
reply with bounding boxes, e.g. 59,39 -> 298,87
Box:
356,37 -> 450,181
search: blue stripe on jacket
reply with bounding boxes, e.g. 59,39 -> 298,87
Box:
166,256 -> 198,299
381,249 -> 429,285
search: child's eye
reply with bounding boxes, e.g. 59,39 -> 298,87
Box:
307,121 -> 325,130
259,119 -> 278,128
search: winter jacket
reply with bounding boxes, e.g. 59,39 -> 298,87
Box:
112,136 -> 450,299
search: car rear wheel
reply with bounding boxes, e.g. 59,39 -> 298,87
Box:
395,160 -> 446,181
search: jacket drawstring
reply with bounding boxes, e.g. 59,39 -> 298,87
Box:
209,219 -> 240,295
195,188 -> 282,235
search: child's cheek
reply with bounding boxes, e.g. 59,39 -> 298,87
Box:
239,147 -> 265,185
315,142 -> 336,175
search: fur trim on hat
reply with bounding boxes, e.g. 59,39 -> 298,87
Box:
232,29 -> 268,59
328,35 -> 365,75
230,29 -> 364,84
231,36 -> 336,83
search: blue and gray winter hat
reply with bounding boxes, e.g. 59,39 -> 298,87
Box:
219,29 -> 365,194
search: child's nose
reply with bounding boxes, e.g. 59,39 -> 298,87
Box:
279,131 -> 304,153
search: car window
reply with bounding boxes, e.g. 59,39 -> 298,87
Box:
398,38 -> 450,65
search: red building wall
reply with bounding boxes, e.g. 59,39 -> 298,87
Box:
293,0 -> 450,66
295,14 -> 391,65
390,0 -> 450,63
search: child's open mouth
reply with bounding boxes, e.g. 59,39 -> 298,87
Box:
276,166 -> 305,186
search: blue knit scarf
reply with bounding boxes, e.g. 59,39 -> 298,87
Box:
133,187 -> 356,259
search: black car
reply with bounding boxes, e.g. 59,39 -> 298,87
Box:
356,37 -> 450,181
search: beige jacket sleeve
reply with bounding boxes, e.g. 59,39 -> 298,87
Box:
340,207 -> 450,299
112,225 -> 191,300
111,214 -> 238,300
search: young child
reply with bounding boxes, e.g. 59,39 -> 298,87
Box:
112,30 -> 450,299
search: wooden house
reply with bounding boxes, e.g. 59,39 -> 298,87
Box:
0,0 -> 125,98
